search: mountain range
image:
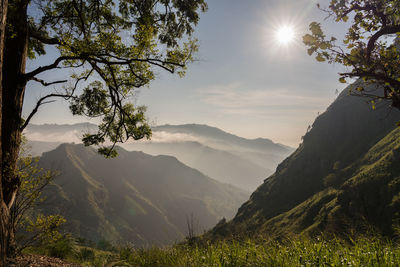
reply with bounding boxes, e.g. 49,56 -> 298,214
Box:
37,143 -> 248,246
25,123 -> 293,191
208,84 -> 400,240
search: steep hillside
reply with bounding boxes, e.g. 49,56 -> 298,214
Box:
38,144 -> 248,246
208,86 -> 400,239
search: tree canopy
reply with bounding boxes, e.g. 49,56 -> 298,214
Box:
303,0 -> 400,109
23,0 -> 207,156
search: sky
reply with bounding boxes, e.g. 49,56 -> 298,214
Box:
23,0 -> 350,147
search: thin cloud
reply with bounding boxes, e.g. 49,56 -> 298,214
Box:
135,131 -> 201,143
26,129 -> 203,145
197,83 -> 331,115
25,130 -> 84,143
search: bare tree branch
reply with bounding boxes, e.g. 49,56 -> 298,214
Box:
24,56 -> 85,80
30,77 -> 68,86
21,93 -> 74,131
28,29 -> 61,45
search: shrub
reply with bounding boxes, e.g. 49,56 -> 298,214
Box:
44,235 -> 75,259
77,247 -> 95,262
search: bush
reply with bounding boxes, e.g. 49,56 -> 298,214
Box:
324,173 -> 340,187
77,247 -> 95,262
44,235 -> 75,259
96,239 -> 114,251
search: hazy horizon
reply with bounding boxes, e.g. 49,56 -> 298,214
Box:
23,0 -> 347,147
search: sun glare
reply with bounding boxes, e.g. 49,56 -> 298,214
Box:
276,25 -> 295,45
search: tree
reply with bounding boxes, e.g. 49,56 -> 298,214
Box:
0,1 -> 8,265
0,0 -> 207,263
303,0 -> 400,109
11,151 -> 65,255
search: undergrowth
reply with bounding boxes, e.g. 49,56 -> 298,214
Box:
23,235 -> 400,266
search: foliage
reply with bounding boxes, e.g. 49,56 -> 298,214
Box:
21,0 -> 207,156
25,234 -> 76,260
323,173 -> 339,187
24,235 -> 117,264
76,247 -> 95,262
303,0 -> 400,108
32,236 -> 400,266
11,147 -> 66,254
115,237 -> 400,266
96,239 -> 114,252
43,234 -> 76,259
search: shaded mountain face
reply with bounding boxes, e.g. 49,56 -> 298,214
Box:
123,141 -> 270,191
25,123 -> 293,191
118,124 -> 294,191
207,85 -> 400,239
38,144 -> 248,246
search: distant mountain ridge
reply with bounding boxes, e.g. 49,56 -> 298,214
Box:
26,123 -> 293,191
207,85 -> 400,240
38,143 -> 248,246
123,141 -> 268,191
153,124 -> 292,152
123,124 -> 294,191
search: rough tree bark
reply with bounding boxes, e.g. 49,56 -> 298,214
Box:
0,0 -> 7,264
0,1 -> 27,264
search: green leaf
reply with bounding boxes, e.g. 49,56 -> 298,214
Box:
316,54 -> 326,62
303,34 -> 316,45
320,43 -> 330,50
339,77 -> 346,83
98,147 -> 118,158
307,47 -> 316,56
309,22 -> 323,36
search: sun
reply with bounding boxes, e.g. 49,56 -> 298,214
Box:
275,25 -> 295,45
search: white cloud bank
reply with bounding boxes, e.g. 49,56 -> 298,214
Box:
136,131 -> 201,143
25,130 -> 84,143
25,129 -> 203,145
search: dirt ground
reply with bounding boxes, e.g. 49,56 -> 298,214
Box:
7,254 -> 81,267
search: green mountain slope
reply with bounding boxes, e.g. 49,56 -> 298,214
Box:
208,86 -> 400,239
38,144 -> 248,246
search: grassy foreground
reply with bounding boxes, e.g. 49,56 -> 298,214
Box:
25,236 -> 400,266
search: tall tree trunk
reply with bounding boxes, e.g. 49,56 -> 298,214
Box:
1,1 -> 28,262
0,0 -> 7,265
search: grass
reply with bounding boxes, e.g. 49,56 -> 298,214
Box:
114,238 -> 400,267
24,236 -> 400,266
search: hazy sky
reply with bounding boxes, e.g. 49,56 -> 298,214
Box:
23,0 -> 349,147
